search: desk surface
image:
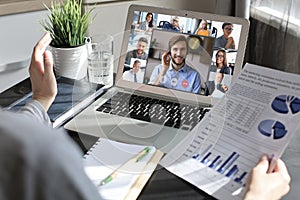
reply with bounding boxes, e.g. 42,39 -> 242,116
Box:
66,128 -> 300,200
1,75 -> 300,199
64,106 -> 300,200
66,130 -> 216,200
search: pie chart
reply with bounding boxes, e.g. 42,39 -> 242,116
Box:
271,95 -> 300,114
258,120 -> 287,139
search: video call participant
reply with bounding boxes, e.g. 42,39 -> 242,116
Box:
122,60 -> 144,83
206,50 -> 231,95
139,12 -> 154,32
215,22 -> 236,49
0,33 -> 291,200
162,16 -> 181,32
124,37 -> 148,70
149,35 -> 201,94
195,19 -> 210,37
210,49 -> 231,74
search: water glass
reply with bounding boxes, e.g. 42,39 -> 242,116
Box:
87,34 -> 113,85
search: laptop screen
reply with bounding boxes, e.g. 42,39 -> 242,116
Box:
116,5 -> 249,102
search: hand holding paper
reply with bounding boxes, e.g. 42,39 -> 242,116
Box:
161,63 -> 300,200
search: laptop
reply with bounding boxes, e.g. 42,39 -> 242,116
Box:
64,5 -> 249,153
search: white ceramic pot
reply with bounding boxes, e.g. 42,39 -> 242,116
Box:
51,44 -> 88,80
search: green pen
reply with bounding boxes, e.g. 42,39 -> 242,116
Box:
99,147 -> 151,186
136,147 -> 151,162
100,173 -> 118,186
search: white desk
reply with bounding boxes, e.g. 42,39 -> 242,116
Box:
1,66 -> 300,200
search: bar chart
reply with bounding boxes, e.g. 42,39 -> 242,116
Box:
192,148 -> 248,185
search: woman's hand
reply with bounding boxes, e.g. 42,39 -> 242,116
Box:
244,155 -> 290,200
29,33 -> 57,111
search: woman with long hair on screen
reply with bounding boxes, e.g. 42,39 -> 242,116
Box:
195,19 -> 210,36
210,49 -> 231,74
139,12 -> 154,32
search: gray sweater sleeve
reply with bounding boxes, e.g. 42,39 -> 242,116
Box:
0,109 -> 103,200
18,100 -> 52,125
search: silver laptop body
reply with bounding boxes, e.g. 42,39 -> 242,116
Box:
64,5 -> 249,153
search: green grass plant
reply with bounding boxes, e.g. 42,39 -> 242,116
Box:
40,0 -> 94,47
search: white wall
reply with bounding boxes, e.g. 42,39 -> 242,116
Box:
0,10 -> 48,65
0,10 -> 48,92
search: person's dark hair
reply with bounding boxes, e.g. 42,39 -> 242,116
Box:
222,22 -> 233,29
146,12 -> 154,28
133,60 -> 141,65
168,35 -> 188,53
216,49 -> 228,66
133,60 -> 141,69
138,37 -> 148,44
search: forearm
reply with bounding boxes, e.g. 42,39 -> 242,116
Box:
18,99 -> 52,125
153,70 -> 167,85
225,42 -> 231,49
32,95 -> 55,111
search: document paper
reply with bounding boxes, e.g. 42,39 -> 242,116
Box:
161,63 -> 300,199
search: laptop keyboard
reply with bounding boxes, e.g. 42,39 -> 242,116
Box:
96,92 -> 210,131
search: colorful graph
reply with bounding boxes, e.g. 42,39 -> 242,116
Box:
192,149 -> 247,185
271,95 -> 300,114
258,120 -> 287,139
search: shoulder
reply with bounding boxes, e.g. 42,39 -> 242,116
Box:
137,70 -> 144,75
216,35 -> 222,40
126,50 -> 134,56
215,37 -> 222,45
220,66 -> 231,74
152,64 -> 163,73
184,65 -> 201,80
210,65 -> 217,71
142,52 -> 148,58
162,22 -> 171,28
185,64 -> 199,74
123,70 -> 130,76
139,21 -> 146,29
217,35 -> 226,40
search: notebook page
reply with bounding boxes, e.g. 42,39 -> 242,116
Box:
83,138 -> 157,200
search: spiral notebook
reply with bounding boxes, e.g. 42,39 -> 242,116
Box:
83,138 -> 163,200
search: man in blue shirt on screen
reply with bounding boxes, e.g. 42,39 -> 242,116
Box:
162,16 -> 181,32
149,35 -> 201,94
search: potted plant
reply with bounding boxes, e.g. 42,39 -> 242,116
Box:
40,0 -> 94,80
